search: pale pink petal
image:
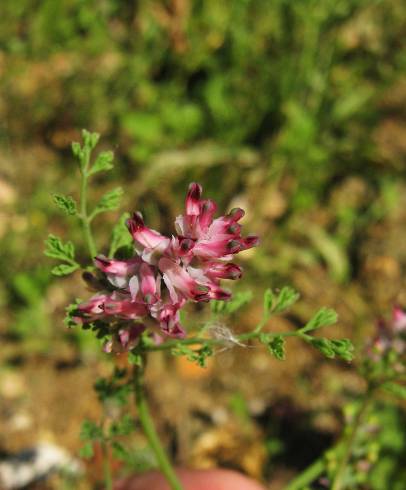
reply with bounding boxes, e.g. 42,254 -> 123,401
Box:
198,199 -> 217,232
204,262 -> 243,280
127,212 -> 170,250
140,263 -> 157,302
129,275 -> 140,300
175,215 -> 188,236
94,255 -> 140,275
159,258 -> 196,297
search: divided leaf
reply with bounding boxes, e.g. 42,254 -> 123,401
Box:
109,212 -> 132,257
302,307 -> 338,332
263,286 -> 300,316
71,141 -> 82,158
310,337 -> 354,361
51,263 -> 79,276
171,343 -> 213,367
109,415 -> 134,437
82,129 -> 100,150
53,194 -> 77,216
88,150 -> 114,176
80,419 -> 103,441
79,442 -> 94,459
128,351 -> 143,367
64,300 -> 81,328
44,234 -> 76,262
211,290 -> 253,314
260,334 -> 285,360
91,187 -> 124,218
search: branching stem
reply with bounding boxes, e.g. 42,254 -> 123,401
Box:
79,149 -> 97,259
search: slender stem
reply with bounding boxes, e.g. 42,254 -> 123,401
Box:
284,456 -> 326,490
144,329 -> 302,352
79,151 -> 97,259
331,386 -> 374,490
101,439 -> 113,490
133,363 -> 184,490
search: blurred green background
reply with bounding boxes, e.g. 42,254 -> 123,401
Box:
0,1 -> 405,489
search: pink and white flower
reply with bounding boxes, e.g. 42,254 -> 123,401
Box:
75,182 -> 259,352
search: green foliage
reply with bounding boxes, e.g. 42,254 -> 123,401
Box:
82,129 -> 100,151
309,337 -> 354,361
94,368 -> 131,406
368,404 -> 406,490
109,212 -> 133,258
88,151 -> 114,176
109,414 -> 134,437
91,187 -> 124,219
3,1 -> 406,486
302,307 -> 338,333
44,234 -> 79,275
64,300 -> 81,328
53,194 -> 77,216
263,287 -> 300,316
260,334 -> 286,360
80,419 -> 103,441
211,290 -> 253,314
171,344 -> 213,368
79,442 -> 94,460
44,234 -> 76,262
10,270 -> 52,352
127,351 -> 143,367
382,382 -> 406,400
110,442 -> 156,472
51,263 -> 79,276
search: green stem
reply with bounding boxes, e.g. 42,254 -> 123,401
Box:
144,329 -> 302,352
79,152 -> 97,260
330,386 -> 374,490
101,439 -> 113,490
284,456 -> 326,490
133,363 -> 184,490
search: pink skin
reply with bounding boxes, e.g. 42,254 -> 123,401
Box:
114,469 -> 266,490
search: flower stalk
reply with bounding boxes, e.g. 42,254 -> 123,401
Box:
133,361 -> 184,490
101,438 -> 113,490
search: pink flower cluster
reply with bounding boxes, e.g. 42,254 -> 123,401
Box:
76,183 -> 259,352
368,306 -> 406,361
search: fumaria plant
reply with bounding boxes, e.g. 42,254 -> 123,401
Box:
45,130 -> 355,490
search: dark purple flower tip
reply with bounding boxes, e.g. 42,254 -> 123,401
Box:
167,324 -> 186,338
180,238 -> 195,252
126,212 -> 144,233
186,183 -> 203,216
226,264 -> 243,279
210,288 -> 232,300
241,235 -> 260,249
228,207 -> 245,221
201,200 -> 216,213
94,256 -> 111,268
227,223 -> 241,235
188,182 -> 202,201
82,271 -> 103,290
227,239 -> 241,253
144,293 -> 154,304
